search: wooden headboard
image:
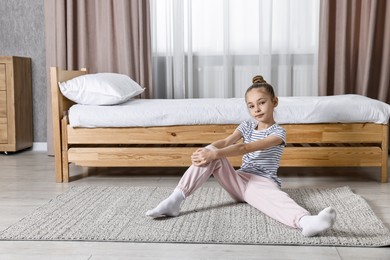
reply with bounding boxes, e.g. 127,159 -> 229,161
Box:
50,67 -> 87,119
50,67 -> 87,181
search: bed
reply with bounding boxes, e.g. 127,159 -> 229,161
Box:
50,67 -> 390,183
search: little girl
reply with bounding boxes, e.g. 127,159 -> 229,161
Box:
146,76 -> 336,237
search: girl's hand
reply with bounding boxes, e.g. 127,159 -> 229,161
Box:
191,148 -> 216,166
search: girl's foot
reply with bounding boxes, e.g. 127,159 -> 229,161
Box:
299,207 -> 337,237
146,189 -> 185,218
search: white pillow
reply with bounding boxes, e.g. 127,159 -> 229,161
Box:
58,73 -> 145,105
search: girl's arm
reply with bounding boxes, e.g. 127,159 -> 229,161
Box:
208,129 -> 243,149
191,130 -> 242,166
191,134 -> 283,166
216,134 -> 283,158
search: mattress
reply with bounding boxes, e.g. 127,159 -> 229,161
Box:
68,94 -> 390,127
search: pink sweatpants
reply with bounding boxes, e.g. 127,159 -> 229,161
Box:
176,157 -> 310,228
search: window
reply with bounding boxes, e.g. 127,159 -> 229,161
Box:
150,0 -> 320,98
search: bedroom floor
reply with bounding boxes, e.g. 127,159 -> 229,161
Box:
0,151 -> 389,260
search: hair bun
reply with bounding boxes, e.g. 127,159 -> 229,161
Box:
252,75 -> 266,84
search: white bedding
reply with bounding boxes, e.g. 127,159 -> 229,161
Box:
68,94 -> 390,127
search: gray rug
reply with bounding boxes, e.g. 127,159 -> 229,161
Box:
1,186 -> 389,247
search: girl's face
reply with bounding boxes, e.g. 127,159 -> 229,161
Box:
245,88 -> 278,126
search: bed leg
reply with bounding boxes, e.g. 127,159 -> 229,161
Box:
54,156 -> 63,183
62,151 -> 69,183
54,137 -> 63,183
61,117 -> 70,182
381,166 -> 388,183
380,124 -> 388,183
53,117 -> 63,182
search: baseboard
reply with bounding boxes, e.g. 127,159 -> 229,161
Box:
32,142 -> 48,152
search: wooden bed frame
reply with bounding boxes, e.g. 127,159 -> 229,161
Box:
50,67 -> 389,183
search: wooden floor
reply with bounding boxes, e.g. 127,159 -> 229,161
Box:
0,150 -> 389,260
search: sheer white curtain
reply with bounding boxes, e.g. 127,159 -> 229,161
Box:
150,0 -> 319,99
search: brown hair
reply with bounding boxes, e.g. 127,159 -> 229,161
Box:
245,75 -> 275,99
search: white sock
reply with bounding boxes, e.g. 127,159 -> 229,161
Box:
299,207 -> 337,237
146,189 -> 185,218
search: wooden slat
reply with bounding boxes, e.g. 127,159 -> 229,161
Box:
68,147 -> 242,167
67,146 -> 382,168
280,147 -> 382,167
67,123 -> 384,145
67,125 -> 237,144
282,123 -> 383,143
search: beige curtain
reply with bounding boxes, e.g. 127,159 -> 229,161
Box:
318,0 -> 390,103
45,0 -> 152,155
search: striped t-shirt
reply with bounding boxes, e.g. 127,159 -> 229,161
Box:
236,120 -> 286,187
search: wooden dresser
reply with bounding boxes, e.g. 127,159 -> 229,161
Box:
0,56 -> 33,152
